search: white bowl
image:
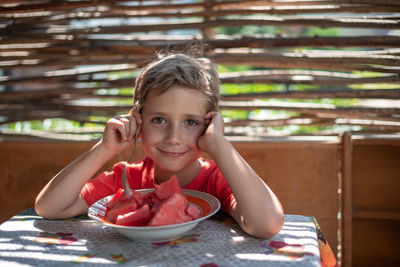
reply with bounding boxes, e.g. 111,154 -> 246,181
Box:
88,189 -> 220,242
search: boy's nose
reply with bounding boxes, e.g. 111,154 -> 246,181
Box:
164,124 -> 182,145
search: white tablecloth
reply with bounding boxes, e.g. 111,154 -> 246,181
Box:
0,210 -> 320,266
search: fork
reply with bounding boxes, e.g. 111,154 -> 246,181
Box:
121,135 -> 137,199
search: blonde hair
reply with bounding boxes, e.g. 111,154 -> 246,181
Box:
133,53 -> 220,113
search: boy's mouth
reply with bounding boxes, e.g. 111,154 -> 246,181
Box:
157,148 -> 186,157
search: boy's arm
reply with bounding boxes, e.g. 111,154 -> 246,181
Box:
35,142 -> 114,219
198,112 -> 284,238
35,114 -> 140,219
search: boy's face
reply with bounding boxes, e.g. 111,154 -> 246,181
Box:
140,85 -> 208,180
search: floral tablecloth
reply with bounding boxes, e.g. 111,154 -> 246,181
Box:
0,210 -> 337,266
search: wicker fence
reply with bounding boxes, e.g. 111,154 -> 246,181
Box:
1,0 -> 399,139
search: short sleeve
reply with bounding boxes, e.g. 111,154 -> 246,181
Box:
80,162 -> 125,207
184,160 -> 236,214
206,170 -> 236,214
81,158 -> 154,207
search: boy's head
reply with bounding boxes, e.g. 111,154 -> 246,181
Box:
133,53 -> 220,113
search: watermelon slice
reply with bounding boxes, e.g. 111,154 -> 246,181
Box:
185,203 -> 202,219
116,204 -> 152,226
106,198 -> 137,223
146,191 -> 161,207
105,188 -> 126,210
131,190 -> 149,207
148,193 -> 192,226
105,175 -> 203,227
154,175 -> 184,200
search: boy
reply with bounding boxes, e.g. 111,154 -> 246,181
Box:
35,53 -> 284,238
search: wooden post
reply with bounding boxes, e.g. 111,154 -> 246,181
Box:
201,0 -> 216,40
341,132 -> 353,267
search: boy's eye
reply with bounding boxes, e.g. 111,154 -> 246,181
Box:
151,117 -> 166,125
185,119 -> 199,126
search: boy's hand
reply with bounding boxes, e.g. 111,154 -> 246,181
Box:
100,110 -> 142,154
197,111 -> 225,155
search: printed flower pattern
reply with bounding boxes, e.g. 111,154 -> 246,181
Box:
34,232 -> 77,245
152,234 -> 200,247
261,240 -> 315,260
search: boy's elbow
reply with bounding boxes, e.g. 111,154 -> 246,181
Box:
35,205 -> 63,220
251,210 -> 285,239
34,199 -> 49,219
265,212 -> 285,238
35,198 -> 57,219
35,195 -> 88,220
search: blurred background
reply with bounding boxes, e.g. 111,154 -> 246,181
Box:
1,0 -> 399,138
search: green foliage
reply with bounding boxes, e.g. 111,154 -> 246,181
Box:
221,83 -> 278,95
218,65 -> 250,73
4,119 -> 81,132
3,22 -> 374,137
216,25 -> 277,36
305,27 -> 339,37
221,110 -> 250,120
350,83 -> 399,90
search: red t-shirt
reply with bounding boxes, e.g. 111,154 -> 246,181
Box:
81,157 -> 236,213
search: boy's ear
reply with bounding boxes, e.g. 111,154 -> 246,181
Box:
129,107 -> 142,139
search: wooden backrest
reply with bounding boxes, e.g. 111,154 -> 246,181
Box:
341,134 -> 400,267
0,137 -> 340,258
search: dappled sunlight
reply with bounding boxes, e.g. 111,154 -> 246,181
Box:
236,253 -> 287,261
232,236 -> 245,242
0,241 -> 23,251
1,251 -> 111,265
1,209 -> 327,265
229,228 -> 238,234
205,252 -> 215,258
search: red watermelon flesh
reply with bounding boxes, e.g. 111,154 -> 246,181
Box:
148,193 -> 192,226
185,203 -> 202,219
146,191 -> 161,207
106,198 -> 137,223
105,176 -> 202,226
154,175 -> 184,200
116,204 -> 152,226
106,188 -> 126,210
131,190 -> 148,207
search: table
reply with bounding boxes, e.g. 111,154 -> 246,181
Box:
0,209 -> 336,266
